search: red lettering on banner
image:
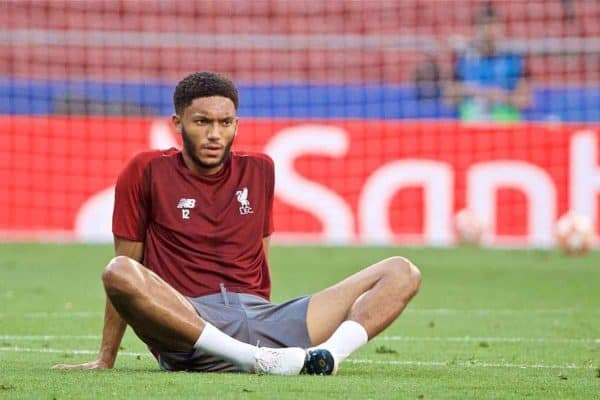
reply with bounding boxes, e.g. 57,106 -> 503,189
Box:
0,116 -> 598,247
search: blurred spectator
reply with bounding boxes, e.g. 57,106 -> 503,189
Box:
444,3 -> 533,122
413,52 -> 443,100
561,0 -> 576,24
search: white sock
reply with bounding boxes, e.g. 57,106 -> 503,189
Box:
312,320 -> 368,364
193,322 -> 257,372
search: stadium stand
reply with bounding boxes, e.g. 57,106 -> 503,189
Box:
0,0 -> 598,244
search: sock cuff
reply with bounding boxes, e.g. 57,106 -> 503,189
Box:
194,322 -> 217,349
343,320 -> 369,343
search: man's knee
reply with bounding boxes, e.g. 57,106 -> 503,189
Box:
102,256 -> 142,298
384,256 -> 421,296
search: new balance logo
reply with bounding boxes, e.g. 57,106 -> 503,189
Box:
177,198 -> 196,209
235,187 -> 254,215
177,198 -> 196,220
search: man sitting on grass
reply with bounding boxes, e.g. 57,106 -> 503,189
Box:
52,72 -> 421,375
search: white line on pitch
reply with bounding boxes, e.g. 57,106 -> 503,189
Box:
2,335 -> 599,345
405,308 -> 599,315
21,312 -> 103,319
378,336 -> 600,344
0,346 -> 594,370
3,308 -> 596,319
0,312 -> 101,319
0,346 -> 143,357
0,335 -> 101,341
346,359 -> 596,370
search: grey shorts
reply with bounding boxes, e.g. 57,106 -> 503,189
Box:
154,288 -> 312,372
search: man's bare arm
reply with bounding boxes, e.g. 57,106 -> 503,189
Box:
96,238 -> 144,367
263,236 -> 271,261
52,237 -> 144,370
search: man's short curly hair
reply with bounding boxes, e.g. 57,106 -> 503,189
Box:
173,72 -> 239,115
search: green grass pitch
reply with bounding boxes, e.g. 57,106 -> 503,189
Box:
0,244 -> 599,399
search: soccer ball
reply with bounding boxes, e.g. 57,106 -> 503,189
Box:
555,212 -> 596,255
454,209 -> 486,245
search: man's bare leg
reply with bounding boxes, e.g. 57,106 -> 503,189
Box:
102,256 -> 204,350
305,256 -> 421,370
102,256 -> 306,374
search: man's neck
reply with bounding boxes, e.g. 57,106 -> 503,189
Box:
182,151 -> 225,176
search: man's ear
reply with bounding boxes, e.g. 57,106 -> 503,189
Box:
233,117 -> 239,137
171,114 -> 182,134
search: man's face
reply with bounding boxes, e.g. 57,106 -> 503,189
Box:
475,19 -> 502,56
172,96 -> 238,174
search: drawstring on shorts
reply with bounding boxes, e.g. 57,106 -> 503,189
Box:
219,283 -> 230,306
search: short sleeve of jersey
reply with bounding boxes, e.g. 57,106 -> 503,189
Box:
112,152 -> 154,242
261,155 -> 275,237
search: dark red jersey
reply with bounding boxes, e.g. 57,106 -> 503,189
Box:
112,148 -> 274,299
